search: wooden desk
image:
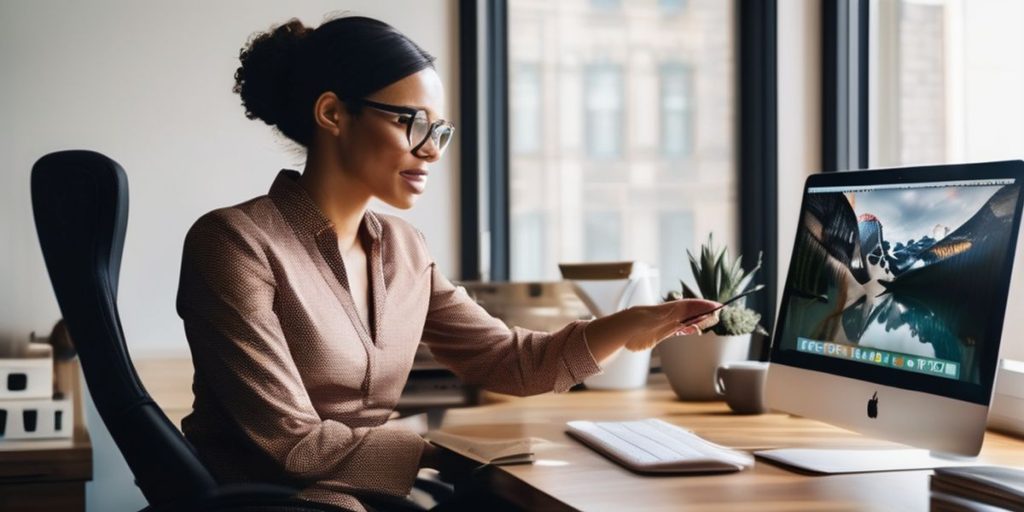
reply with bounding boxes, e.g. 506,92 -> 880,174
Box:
137,359 -> 1024,510
0,428 -> 92,512
438,374 -> 1024,511
0,360 -> 92,512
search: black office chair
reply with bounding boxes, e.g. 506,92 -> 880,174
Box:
30,150 -> 437,512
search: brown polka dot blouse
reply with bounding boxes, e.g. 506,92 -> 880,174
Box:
176,170 -> 601,510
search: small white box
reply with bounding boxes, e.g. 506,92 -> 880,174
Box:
0,397 -> 73,440
0,356 -> 53,400
988,358 -> 1024,438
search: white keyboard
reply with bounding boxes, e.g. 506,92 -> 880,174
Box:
566,418 -> 754,474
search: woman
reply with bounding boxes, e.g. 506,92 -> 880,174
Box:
176,15 -> 720,511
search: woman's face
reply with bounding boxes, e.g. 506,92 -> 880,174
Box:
336,68 -> 447,210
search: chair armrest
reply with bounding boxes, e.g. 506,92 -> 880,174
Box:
205,482 -> 299,500
141,483 -> 351,512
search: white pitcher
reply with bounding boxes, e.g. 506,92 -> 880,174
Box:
560,261 -> 659,390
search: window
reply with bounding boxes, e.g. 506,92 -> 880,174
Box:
660,62 -> 694,159
585,211 -> 622,261
506,0 -> 739,296
659,0 -> 687,14
819,0 -> 1024,359
591,0 -> 621,9
512,211 -> 546,280
870,0 -> 1024,167
585,63 -> 624,159
658,211 -> 695,295
512,63 -> 542,155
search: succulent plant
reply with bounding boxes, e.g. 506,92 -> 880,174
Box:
718,304 -> 768,336
666,234 -> 768,336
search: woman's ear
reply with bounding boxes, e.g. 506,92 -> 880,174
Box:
313,91 -> 348,137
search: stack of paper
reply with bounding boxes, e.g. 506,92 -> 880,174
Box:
930,466 -> 1024,511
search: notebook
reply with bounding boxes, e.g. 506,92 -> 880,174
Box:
425,431 -> 536,465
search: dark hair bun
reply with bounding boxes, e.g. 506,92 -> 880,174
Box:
233,19 -> 311,129
234,15 -> 436,148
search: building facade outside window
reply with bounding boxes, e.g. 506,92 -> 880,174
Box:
659,0 -> 687,14
660,62 -> 694,159
512,63 -> 542,155
512,211 -> 547,281
870,0 -> 1024,168
591,0 -> 622,10
658,211 -> 696,297
585,211 -> 623,261
507,0 -> 736,295
585,63 -> 625,160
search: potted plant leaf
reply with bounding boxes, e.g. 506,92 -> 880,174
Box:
658,234 -> 768,400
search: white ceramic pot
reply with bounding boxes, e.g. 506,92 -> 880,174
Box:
658,332 -> 751,400
584,348 -> 651,390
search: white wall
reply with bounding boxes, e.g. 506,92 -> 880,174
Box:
0,0 -> 460,358
0,2 -> 458,510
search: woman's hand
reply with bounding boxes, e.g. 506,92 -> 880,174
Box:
627,298 -> 722,350
584,299 -> 722,362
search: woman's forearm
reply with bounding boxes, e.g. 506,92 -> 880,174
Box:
583,308 -> 650,363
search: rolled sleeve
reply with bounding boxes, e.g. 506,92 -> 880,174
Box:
554,321 -> 603,392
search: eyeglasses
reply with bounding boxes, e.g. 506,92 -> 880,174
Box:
353,99 -> 455,158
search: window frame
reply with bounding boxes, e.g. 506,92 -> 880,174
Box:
822,0 -> 870,172
738,0 -> 779,354
460,0 -> 780,349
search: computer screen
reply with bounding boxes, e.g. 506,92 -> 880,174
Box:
770,164 -> 1024,406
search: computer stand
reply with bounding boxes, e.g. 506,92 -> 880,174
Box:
753,447 -> 977,474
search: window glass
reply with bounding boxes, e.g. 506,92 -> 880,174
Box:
585,211 -> 623,261
585,63 -> 624,159
591,0 -> 621,9
660,62 -> 694,159
508,0 -> 737,296
512,211 -> 546,281
871,0 -> 1024,167
512,63 -> 542,155
658,211 -> 696,296
659,0 -> 687,14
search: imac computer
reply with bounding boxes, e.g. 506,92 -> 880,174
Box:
763,160 -> 1024,469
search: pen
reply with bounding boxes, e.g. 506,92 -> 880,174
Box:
677,284 -> 765,325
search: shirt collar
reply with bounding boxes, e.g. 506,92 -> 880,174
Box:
268,169 -> 382,241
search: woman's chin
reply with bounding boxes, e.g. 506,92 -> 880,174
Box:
382,194 -> 419,210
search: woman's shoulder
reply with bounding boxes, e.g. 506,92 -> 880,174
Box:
184,197 -> 278,263
188,198 -> 267,239
369,211 -> 433,262
179,201 -> 278,306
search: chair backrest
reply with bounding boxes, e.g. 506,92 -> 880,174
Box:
31,150 -> 218,505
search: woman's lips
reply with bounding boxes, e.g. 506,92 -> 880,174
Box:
399,170 -> 428,193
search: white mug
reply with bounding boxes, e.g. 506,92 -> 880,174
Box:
715,361 -> 770,414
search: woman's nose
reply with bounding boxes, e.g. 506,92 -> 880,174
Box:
416,140 -> 441,162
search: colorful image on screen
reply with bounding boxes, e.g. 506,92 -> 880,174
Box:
779,179 -> 1020,384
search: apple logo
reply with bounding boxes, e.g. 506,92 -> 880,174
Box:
867,392 -> 879,419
